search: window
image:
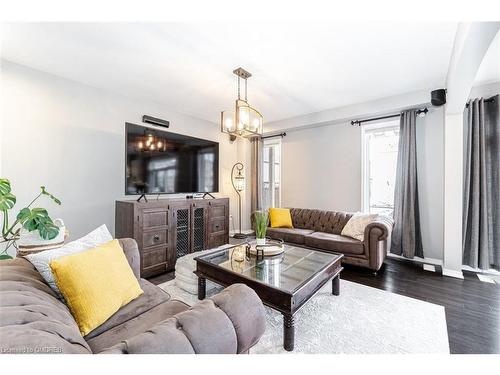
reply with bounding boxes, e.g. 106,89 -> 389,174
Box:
262,139 -> 281,211
148,157 -> 177,193
197,150 -> 215,192
362,121 -> 399,216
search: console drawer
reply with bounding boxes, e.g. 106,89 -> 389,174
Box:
208,232 -> 228,249
143,229 -> 168,248
208,205 -> 226,220
208,218 -> 225,234
142,246 -> 167,269
142,209 -> 168,229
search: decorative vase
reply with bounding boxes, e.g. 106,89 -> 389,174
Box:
256,237 -> 266,246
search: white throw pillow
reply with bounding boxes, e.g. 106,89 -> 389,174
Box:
25,224 -> 113,298
341,213 -> 378,241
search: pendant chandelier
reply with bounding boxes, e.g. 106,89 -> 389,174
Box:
221,67 -> 263,139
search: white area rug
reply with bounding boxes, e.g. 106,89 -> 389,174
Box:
159,279 -> 449,354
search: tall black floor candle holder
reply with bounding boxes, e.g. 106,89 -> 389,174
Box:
231,162 -> 247,239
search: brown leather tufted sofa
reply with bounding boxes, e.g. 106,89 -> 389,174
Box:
0,239 -> 266,354
266,208 -> 393,272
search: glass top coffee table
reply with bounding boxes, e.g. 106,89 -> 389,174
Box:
194,242 -> 343,351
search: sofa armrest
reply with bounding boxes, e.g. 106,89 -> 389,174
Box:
117,238 -> 140,279
98,284 -> 266,354
363,217 -> 393,271
364,217 -> 393,241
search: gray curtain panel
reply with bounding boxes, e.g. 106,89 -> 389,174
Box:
462,95 -> 500,271
391,109 -> 424,258
250,136 -> 263,213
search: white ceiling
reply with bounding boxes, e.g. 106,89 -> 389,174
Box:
474,30 -> 500,86
1,22 -> 458,124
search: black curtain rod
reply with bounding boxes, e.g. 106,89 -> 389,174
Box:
351,108 -> 428,126
465,97 -> 496,108
261,132 -> 287,140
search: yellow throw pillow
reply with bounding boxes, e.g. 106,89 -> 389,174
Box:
50,239 -> 143,336
269,208 -> 294,228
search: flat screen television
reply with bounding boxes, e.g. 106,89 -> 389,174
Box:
125,123 -> 219,195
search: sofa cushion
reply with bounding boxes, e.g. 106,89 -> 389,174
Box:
49,239 -> 144,336
86,299 -> 189,353
290,208 -> 353,234
0,258 -> 91,354
304,232 -> 365,255
266,227 -> 314,245
84,278 -> 170,340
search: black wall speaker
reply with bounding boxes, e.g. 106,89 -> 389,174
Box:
431,89 -> 446,107
142,115 -> 170,128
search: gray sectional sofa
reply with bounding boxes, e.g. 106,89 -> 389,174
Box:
0,238 -> 266,354
267,208 -> 393,272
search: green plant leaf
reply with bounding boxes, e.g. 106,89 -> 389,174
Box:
0,192 -> 16,211
38,220 -> 59,240
0,178 -> 11,195
31,208 -> 49,216
254,211 -> 269,239
17,207 -> 59,239
17,207 -> 53,233
40,186 -> 62,205
0,254 -> 13,260
17,207 -> 48,223
16,207 -> 31,222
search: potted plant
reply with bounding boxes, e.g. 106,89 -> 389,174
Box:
0,178 -> 61,260
254,211 -> 269,246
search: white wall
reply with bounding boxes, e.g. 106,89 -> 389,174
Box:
469,81 -> 500,99
270,99 -> 445,261
281,124 -> 362,212
0,60 -> 239,253
265,89 -> 430,133
416,108 -> 445,260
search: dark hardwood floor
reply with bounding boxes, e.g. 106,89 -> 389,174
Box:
149,251 -> 500,354
147,271 -> 175,285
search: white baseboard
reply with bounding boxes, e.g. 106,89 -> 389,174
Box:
422,264 -> 436,272
462,265 -> 500,276
386,253 -> 443,266
442,268 -> 464,279
477,274 -> 496,283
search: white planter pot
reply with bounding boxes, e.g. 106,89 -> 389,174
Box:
256,238 -> 266,246
17,218 -> 66,248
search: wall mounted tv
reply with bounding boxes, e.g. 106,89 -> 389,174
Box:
125,123 -> 219,195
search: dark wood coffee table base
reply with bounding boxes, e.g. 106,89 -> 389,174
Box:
281,274 -> 341,351
196,272 -> 342,351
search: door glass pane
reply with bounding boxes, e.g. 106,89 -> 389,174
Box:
263,162 -> 270,183
261,140 -> 281,211
263,147 -> 270,162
